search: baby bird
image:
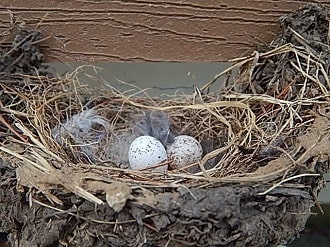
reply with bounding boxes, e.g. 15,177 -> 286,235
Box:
52,109 -> 110,162
133,110 -> 174,146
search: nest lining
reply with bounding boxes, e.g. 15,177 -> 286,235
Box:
0,3 -> 329,247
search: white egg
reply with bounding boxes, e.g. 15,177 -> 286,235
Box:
167,135 -> 203,169
128,136 -> 168,172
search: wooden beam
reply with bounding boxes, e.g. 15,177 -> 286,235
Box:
0,0 -> 329,62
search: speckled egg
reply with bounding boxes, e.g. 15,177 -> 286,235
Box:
167,135 -> 203,169
128,135 -> 168,172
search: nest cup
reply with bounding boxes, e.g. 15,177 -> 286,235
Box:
0,4 -> 330,247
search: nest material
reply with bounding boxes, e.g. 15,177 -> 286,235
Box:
0,4 -> 330,247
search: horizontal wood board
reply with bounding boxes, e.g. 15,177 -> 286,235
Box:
0,0 -> 329,62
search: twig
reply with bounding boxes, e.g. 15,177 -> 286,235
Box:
258,173 -> 320,196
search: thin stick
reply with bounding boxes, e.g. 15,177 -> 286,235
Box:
258,173 -> 320,196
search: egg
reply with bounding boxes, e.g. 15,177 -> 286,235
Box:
167,135 -> 203,169
128,135 -> 168,172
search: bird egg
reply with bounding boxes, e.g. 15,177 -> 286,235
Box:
167,135 -> 203,169
128,135 -> 167,172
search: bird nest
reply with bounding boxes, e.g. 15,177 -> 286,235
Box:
0,4 -> 329,247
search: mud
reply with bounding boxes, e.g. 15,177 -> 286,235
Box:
0,158 -> 314,246
0,29 -> 51,78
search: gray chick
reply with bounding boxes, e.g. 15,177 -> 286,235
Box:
134,110 -> 174,146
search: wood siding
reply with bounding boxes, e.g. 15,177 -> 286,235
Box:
0,0 -> 329,62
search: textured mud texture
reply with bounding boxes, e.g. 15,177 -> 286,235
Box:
275,3 -> 330,50
0,158 -> 314,246
0,4 -> 329,247
0,29 -> 51,78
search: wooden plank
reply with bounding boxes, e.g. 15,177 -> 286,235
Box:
0,0 -> 329,62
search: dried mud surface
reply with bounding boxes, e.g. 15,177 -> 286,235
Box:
0,157 -> 315,246
0,4 -> 329,247
0,29 -> 51,78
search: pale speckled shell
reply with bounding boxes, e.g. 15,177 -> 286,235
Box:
167,135 -> 203,169
128,136 -> 168,172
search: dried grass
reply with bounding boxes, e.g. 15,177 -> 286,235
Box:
0,25 -> 329,208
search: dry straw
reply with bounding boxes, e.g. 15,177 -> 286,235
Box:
1,39 -> 329,205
